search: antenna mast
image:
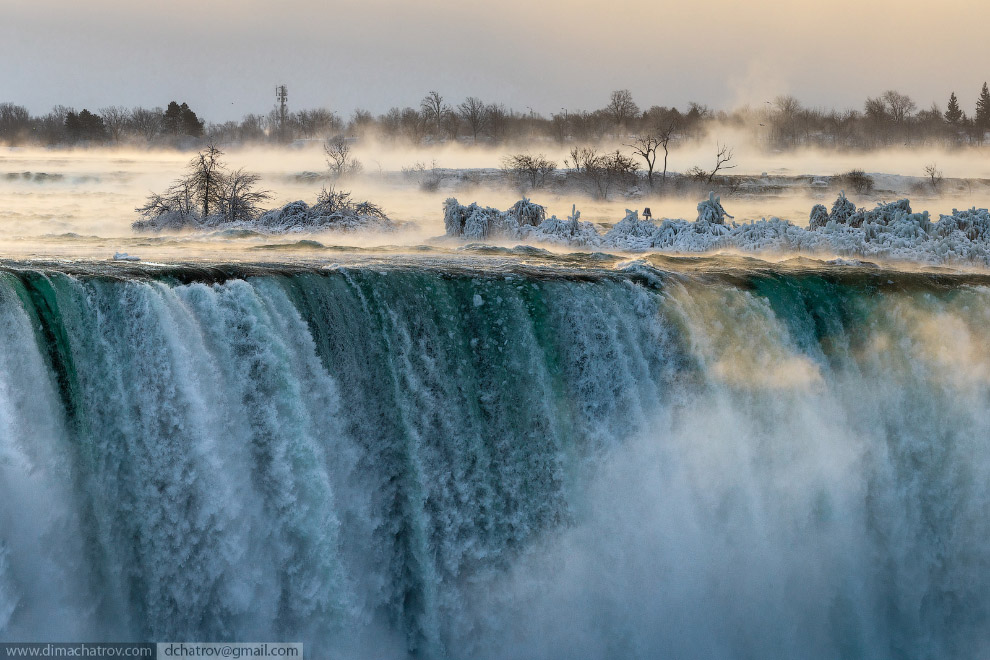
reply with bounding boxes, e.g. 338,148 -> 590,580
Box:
275,84 -> 288,139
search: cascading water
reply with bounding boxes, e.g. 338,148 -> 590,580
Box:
0,260 -> 988,659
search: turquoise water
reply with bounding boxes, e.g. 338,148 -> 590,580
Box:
0,256 -> 988,658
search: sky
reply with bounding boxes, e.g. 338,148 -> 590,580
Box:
2,0 -> 988,123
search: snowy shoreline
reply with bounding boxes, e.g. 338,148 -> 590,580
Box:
443,193 -> 990,267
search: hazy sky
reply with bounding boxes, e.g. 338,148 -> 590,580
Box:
2,0 -> 988,122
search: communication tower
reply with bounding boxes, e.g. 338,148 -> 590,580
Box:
275,85 -> 288,129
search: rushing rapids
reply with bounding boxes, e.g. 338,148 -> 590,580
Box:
0,254 -> 988,659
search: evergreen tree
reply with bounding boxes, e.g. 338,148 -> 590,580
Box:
162,101 -> 205,137
976,82 -> 990,131
64,109 -> 107,142
162,101 -> 183,134
945,92 -> 963,124
180,102 -> 205,137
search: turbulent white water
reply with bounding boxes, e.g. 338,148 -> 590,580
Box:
0,258 -> 988,659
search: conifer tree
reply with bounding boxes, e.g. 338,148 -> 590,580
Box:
945,92 -> 963,124
976,82 -> 990,131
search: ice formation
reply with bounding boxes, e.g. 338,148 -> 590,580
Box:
134,188 -> 394,234
443,193 -> 990,266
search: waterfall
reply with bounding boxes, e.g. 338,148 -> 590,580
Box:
0,265 -> 988,659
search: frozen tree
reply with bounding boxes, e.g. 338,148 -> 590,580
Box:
770,95 -> 802,146
348,109 -> 375,136
809,204 -> 829,230
696,192 -> 733,225
135,144 -> 270,226
219,169 -> 272,222
295,109 -> 342,138
190,143 -> 225,217
829,191 -> 856,224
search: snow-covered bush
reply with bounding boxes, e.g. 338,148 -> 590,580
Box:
934,207 -> 990,242
828,191 -> 856,225
443,193 -> 990,267
136,185 -> 393,234
696,192 -> 733,225
809,204 -> 829,230
135,145 -> 392,234
249,187 -> 393,234
444,198 -> 548,240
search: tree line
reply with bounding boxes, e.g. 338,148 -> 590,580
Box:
2,84 -> 989,149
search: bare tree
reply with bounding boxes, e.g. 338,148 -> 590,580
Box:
458,97 -> 486,142
925,163 -> 943,193
295,108 -> 342,138
324,135 -> 362,178
421,91 -> 446,138
501,153 -> 557,189
219,169 -> 271,222
606,89 -> 640,133
656,125 -> 674,184
770,95 -> 802,146
35,105 -> 73,145
566,146 -> 598,173
440,107 -> 460,140
573,147 -> 638,199
129,106 -> 163,141
192,143 -> 225,218
627,134 -> 665,187
550,112 -> 568,144
0,103 -> 31,144
881,90 -> 916,123
136,144 -> 269,225
98,106 -> 129,143
864,96 -> 889,121
484,103 -> 508,142
348,109 -> 375,136
706,142 -> 736,184
627,136 -> 657,186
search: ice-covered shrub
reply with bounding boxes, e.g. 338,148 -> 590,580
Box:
934,207 -> 990,242
809,204 -> 829,230
136,184 -> 393,234
442,194 -> 990,266
507,198 -> 546,227
697,192 -> 733,225
246,187 -> 393,234
444,198 -> 547,240
828,191 -> 857,225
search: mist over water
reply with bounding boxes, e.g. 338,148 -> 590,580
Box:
3,142 -> 990,261
0,258 -> 988,658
